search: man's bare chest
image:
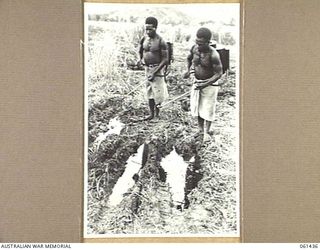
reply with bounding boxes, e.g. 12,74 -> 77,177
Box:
143,38 -> 161,53
193,51 -> 212,67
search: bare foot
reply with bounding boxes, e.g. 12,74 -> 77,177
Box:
149,117 -> 160,123
130,115 -> 153,122
194,131 -> 204,142
142,115 -> 154,121
203,133 -> 211,142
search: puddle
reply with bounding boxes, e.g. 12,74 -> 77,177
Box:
161,148 -> 188,207
108,142 -> 202,210
95,117 -> 125,150
108,144 -> 144,206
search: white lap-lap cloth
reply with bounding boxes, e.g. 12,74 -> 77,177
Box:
190,79 -> 219,121
145,66 -> 168,105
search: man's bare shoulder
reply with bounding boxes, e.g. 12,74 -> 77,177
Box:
191,44 -> 198,52
209,47 -> 220,57
156,34 -> 167,50
209,47 -> 222,63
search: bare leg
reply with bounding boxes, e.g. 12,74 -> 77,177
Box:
192,117 -> 205,141
205,120 -> 211,134
197,116 -> 204,133
143,99 -> 155,120
155,104 -> 160,118
203,120 -> 212,142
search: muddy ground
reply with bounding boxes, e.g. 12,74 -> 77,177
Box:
86,36 -> 238,235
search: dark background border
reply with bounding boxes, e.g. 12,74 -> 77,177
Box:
1,0 -> 320,243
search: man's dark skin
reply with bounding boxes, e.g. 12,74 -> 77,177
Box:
183,34 -> 223,140
138,22 -> 169,120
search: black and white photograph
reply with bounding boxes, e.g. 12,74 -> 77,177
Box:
84,3 -> 240,237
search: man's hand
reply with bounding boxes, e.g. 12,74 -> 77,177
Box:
194,84 -> 207,90
183,71 -> 190,79
137,60 -> 143,67
148,72 -> 156,81
194,79 -> 209,90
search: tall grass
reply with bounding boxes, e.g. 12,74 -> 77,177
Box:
87,21 -> 145,107
86,20 -> 237,109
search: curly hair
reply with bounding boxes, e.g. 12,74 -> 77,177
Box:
145,16 -> 158,28
196,27 -> 212,41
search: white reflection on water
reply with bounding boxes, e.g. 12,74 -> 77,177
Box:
108,144 -> 144,206
95,117 -> 125,150
161,148 -> 188,206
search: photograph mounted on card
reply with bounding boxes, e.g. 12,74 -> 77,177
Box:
83,2 -> 240,239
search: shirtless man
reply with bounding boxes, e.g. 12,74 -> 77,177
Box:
183,27 -> 223,141
138,17 -> 169,120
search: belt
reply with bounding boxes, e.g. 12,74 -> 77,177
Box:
146,64 -> 159,68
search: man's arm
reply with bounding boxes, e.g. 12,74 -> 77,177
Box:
138,37 -> 144,64
151,39 -> 168,77
208,50 -> 223,85
183,46 -> 194,79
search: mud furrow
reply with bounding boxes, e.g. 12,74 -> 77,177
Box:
87,71 -> 237,235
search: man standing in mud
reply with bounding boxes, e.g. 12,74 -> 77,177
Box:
137,17 -> 169,121
183,27 -> 223,141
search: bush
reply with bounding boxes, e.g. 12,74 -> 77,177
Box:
221,32 -> 236,46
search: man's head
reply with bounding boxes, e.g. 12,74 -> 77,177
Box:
196,27 -> 212,50
145,16 -> 158,37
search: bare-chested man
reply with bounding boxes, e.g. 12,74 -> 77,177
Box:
183,27 -> 223,141
137,17 -> 169,121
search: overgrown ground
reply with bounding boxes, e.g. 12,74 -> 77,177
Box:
85,21 -> 239,236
